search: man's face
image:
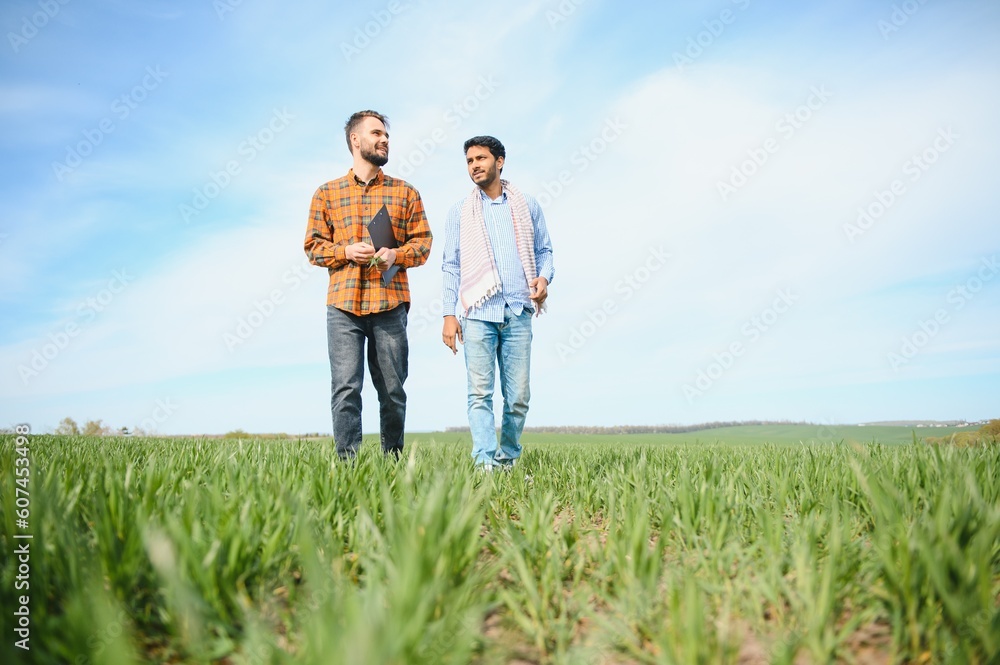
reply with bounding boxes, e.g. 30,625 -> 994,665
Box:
466,145 -> 503,188
353,116 -> 389,166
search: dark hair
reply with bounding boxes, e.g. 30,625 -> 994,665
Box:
463,135 -> 505,162
344,110 -> 389,153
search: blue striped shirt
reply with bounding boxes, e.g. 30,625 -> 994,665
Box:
442,188 -> 555,322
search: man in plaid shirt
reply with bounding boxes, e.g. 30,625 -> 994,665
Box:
304,110 -> 432,458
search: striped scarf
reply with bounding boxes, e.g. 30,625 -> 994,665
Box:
458,179 -> 537,317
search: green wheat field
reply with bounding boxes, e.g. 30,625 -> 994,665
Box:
1,426 -> 998,664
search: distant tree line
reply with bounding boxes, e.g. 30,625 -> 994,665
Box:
49,419 -> 298,439
54,417 -> 151,437
445,420 -> 814,434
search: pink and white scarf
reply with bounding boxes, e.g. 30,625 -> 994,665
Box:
458,179 -> 537,317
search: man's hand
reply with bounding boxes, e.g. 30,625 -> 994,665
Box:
442,315 -> 463,355
373,247 -> 397,270
345,242 -> 376,265
529,276 -> 549,316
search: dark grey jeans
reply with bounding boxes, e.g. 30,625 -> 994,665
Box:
326,304 -> 408,458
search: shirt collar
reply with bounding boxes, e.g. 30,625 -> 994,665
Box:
349,168 -> 383,187
478,187 -> 506,203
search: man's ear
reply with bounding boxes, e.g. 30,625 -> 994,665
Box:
496,155 -> 504,172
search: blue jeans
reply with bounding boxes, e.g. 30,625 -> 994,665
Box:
327,304 -> 408,458
462,307 -> 532,466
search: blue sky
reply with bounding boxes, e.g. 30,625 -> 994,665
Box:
2,0 -> 998,435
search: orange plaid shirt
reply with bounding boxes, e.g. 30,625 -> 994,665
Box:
304,169 -> 432,314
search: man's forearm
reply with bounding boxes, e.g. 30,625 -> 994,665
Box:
304,191 -> 349,269
304,233 -> 348,269
395,236 -> 432,269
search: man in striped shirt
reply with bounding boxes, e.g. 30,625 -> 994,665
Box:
305,110 -> 432,459
442,136 -> 555,470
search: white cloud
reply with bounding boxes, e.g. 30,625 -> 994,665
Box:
525,58 -> 1000,416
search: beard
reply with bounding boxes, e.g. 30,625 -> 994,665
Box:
361,142 -> 388,167
472,167 -> 498,187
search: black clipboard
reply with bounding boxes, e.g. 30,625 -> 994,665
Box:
367,204 -> 400,286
